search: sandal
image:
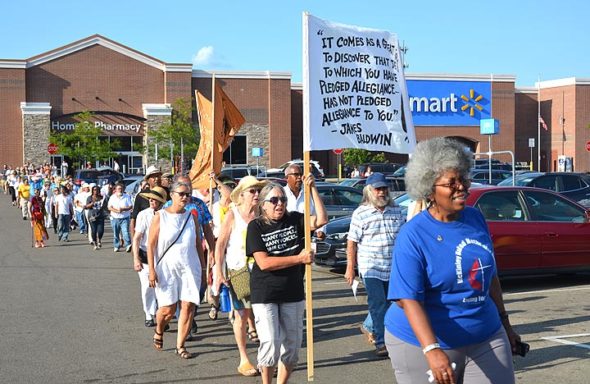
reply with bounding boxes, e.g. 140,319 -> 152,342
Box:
153,331 -> 163,350
247,329 -> 260,343
175,346 -> 194,359
237,361 -> 259,377
208,304 -> 219,320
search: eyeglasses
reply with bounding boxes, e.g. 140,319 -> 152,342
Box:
265,196 -> 288,205
174,191 -> 191,197
287,172 -> 302,178
246,188 -> 261,194
434,178 -> 471,190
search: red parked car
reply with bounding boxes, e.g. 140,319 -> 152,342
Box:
466,186 -> 590,275
314,186 -> 590,276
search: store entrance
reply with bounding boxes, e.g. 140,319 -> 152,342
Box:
116,153 -> 144,175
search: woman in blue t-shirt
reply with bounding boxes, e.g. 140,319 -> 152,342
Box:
385,138 -> 521,384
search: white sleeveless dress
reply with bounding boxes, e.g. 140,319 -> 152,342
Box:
155,209 -> 201,306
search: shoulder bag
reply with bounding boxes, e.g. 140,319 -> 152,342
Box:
228,258 -> 252,300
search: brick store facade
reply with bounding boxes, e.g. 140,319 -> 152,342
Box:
1,35 -> 589,174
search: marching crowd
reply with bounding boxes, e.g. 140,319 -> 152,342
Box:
3,138 -> 524,384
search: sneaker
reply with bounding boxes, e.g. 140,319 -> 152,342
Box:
98,242 -> 102,249
145,319 -> 156,327
94,245 -> 98,250
114,247 -> 119,252
125,245 -> 132,253
375,345 -> 388,358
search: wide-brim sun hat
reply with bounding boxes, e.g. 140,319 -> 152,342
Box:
230,176 -> 268,203
144,165 -> 162,180
139,186 -> 168,204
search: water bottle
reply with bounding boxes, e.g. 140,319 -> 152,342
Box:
219,285 -> 231,313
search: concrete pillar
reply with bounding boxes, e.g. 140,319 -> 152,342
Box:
21,102 -> 51,166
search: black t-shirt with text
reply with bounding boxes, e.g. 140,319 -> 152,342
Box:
246,211 -> 305,304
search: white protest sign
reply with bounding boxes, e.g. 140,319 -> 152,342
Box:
303,13 -> 416,153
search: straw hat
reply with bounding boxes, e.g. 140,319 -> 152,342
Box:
139,186 -> 168,204
230,176 -> 267,203
144,165 -> 162,180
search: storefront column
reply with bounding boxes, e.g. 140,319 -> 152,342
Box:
20,102 -> 51,166
142,103 -> 173,171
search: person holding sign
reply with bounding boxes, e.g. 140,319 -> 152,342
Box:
385,138 -> 519,384
246,178 -> 327,384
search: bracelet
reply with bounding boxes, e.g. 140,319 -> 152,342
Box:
422,343 -> 441,355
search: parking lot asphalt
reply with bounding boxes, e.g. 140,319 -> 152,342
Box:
0,193 -> 589,383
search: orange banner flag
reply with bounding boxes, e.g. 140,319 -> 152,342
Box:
189,84 -> 245,190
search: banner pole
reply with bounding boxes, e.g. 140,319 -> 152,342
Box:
303,150 -> 314,381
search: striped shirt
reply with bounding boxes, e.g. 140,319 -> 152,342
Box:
348,204 -> 405,281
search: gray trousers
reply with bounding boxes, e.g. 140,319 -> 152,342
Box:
385,327 -> 515,384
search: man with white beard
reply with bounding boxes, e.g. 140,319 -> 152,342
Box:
344,172 -> 405,358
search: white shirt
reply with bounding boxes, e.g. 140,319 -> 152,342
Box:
135,207 -> 156,251
283,185 -> 316,215
108,193 -> 133,219
74,191 -> 90,212
55,194 -> 73,215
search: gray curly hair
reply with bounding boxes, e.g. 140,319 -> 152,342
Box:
404,137 -> 473,200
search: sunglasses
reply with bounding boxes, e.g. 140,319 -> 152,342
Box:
265,196 -> 288,205
174,191 -> 191,197
287,172 -> 302,178
246,188 -> 261,194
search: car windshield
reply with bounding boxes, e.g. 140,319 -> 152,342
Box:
392,166 -> 406,177
498,174 -> 541,186
339,179 -> 357,187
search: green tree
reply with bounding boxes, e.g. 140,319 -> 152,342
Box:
49,111 -> 119,169
146,97 -> 198,164
343,149 -> 387,166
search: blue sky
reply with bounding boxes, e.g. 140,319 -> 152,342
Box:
1,0 -> 588,86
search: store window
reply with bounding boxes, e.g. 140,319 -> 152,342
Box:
223,135 -> 247,165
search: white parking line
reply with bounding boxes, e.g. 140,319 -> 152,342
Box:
541,333 -> 590,350
504,285 -> 590,297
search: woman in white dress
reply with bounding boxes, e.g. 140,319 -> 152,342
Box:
147,181 -> 205,359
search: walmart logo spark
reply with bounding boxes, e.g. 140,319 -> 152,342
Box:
460,89 -> 484,117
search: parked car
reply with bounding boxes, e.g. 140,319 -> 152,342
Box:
358,162 -> 403,176
338,176 -> 405,197
473,158 -> 513,170
314,193 -> 410,267
123,176 -> 145,197
265,160 -> 325,181
314,186 -> 590,275
220,165 -> 265,180
468,186 -> 590,275
74,167 -> 123,185
498,172 -> 590,206
315,184 -> 362,220
470,169 -> 513,185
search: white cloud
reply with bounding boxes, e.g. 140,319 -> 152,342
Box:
192,46 -> 214,66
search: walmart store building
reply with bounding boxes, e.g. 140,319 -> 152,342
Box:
1,35 -> 589,174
